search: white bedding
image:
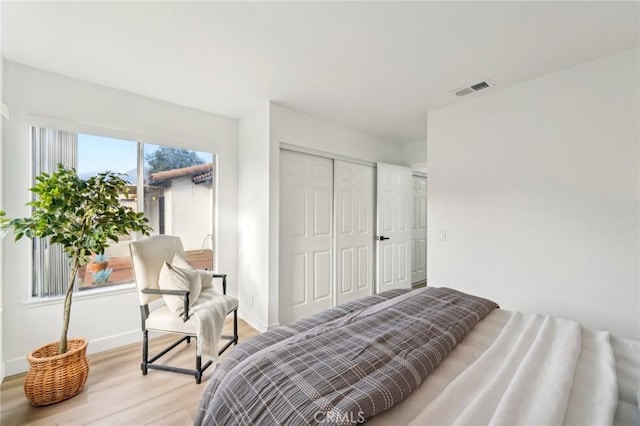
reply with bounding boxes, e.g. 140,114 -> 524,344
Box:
369,309 -> 640,426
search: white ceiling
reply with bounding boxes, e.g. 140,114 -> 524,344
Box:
2,1 -> 639,143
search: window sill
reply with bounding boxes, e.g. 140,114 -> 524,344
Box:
23,283 -> 137,308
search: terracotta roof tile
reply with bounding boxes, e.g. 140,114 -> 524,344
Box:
149,163 -> 213,183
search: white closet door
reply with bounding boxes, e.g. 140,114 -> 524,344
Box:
376,162 -> 413,293
279,150 -> 334,325
412,176 -> 427,284
334,160 -> 374,305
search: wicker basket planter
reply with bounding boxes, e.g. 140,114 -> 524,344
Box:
24,338 -> 89,406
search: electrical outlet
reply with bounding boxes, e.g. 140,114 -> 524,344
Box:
251,295 -> 254,307
439,229 -> 447,241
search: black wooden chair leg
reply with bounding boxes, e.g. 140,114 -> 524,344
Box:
196,355 -> 202,384
141,330 -> 149,375
233,309 -> 238,345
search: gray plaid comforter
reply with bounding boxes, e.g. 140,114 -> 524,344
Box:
195,287 -> 498,425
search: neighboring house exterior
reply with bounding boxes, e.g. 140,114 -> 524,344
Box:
146,162 -> 214,252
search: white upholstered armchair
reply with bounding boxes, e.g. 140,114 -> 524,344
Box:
129,235 -> 238,384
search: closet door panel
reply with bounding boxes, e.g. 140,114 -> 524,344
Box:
335,160 -> 375,305
412,176 -> 427,284
280,150 -> 334,325
376,163 -> 413,292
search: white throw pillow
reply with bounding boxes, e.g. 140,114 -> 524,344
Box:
198,270 -> 214,292
171,253 -> 214,291
158,262 -> 202,317
171,253 -> 195,269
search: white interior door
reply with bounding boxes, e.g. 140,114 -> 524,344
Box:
279,150 -> 333,324
334,160 -> 374,305
412,176 -> 427,284
376,163 -> 413,292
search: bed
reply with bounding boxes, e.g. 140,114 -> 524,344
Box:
195,287 -> 639,425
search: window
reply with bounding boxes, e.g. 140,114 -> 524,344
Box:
143,144 -> 215,273
31,126 -> 215,298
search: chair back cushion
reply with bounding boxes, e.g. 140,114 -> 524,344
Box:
130,235 -> 186,305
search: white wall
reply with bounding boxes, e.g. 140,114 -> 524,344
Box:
2,62 -> 238,375
238,103 -> 270,331
271,103 -> 407,165
427,49 -> 639,339
0,3 -> 5,380
404,140 -> 427,171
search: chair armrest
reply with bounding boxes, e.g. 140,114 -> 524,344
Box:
214,274 -> 227,295
204,270 -> 228,294
140,288 -> 191,321
141,288 -> 188,296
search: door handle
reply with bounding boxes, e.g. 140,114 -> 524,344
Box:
376,236 -> 390,241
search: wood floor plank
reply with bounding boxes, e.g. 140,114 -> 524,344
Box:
0,317 -> 258,425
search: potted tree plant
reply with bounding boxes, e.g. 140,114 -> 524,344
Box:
2,164 -> 151,406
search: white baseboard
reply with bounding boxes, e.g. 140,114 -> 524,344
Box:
4,356 -> 28,377
86,330 -> 140,355
238,310 -> 267,333
3,329 -> 141,377
267,322 -> 280,331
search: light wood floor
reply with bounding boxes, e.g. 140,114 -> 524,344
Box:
1,317 -> 258,426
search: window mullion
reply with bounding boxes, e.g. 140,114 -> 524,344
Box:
135,142 -> 144,241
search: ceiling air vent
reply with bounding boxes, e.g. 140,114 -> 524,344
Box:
452,79 -> 494,97
455,87 -> 474,97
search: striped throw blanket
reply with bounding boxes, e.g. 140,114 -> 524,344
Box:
195,287 -> 498,425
